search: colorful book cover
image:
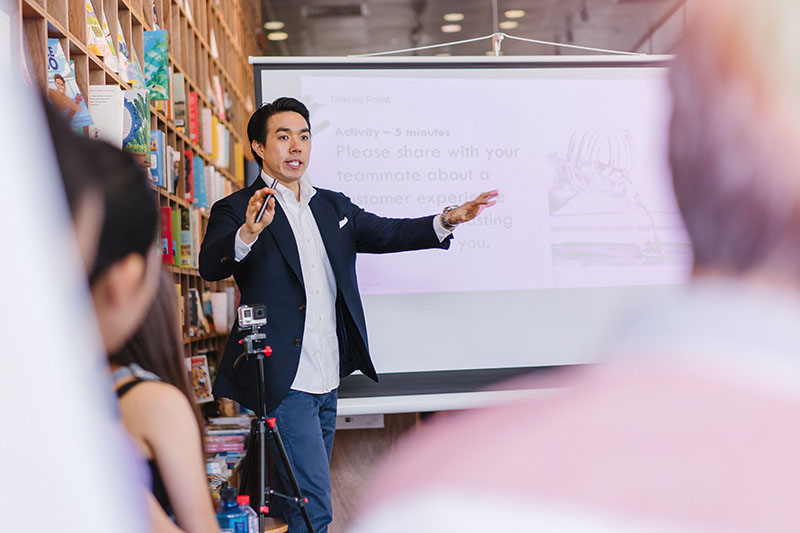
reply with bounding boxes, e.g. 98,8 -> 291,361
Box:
143,30 -> 168,100
128,38 -> 146,89
122,89 -> 150,164
180,208 -> 193,267
46,39 -> 93,129
159,206 -> 173,264
192,209 -> 202,268
201,107 -> 212,154
114,20 -> 131,82
234,142 -> 244,184
88,84 -> 123,147
184,151 -> 194,203
193,155 -> 207,209
101,12 -> 118,72
171,207 -> 181,266
188,92 -> 199,144
185,354 -> 214,403
173,72 -> 186,129
210,113 -> 218,159
212,75 -> 224,120
169,146 -> 181,194
85,0 -> 112,57
150,129 -> 165,186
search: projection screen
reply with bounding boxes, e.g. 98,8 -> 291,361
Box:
251,56 -> 690,412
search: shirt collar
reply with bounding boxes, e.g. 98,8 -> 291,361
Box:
260,170 -> 316,206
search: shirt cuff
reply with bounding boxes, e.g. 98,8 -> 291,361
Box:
433,214 -> 453,242
234,227 -> 258,262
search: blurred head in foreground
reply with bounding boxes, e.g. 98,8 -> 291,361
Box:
669,0 -> 800,284
350,2 -> 800,532
47,106 -> 160,353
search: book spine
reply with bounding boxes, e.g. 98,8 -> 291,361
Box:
188,92 -> 199,144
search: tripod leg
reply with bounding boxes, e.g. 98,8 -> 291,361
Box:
238,419 -> 259,495
267,418 -> 315,533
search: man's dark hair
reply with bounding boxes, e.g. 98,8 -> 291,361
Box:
247,97 -> 311,169
88,143 -> 159,282
53,73 -> 65,83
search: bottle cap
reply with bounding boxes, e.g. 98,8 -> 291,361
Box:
220,484 -> 238,502
237,495 -> 250,505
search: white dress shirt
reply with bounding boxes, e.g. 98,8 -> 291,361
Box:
235,171 -> 453,394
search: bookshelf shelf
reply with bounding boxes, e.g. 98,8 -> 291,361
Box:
19,0 -> 258,354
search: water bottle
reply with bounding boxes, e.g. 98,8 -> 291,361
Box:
217,484 -> 249,533
237,494 -> 259,533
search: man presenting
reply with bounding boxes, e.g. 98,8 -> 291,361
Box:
199,97 -> 496,532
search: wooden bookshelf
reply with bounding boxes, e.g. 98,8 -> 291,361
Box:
19,0 -> 259,359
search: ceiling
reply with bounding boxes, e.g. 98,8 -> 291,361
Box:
259,0 -> 687,57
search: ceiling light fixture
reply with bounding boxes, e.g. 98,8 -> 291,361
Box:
441,24 -> 462,33
267,31 -> 289,41
499,20 -> 519,30
504,9 -> 525,19
264,21 -> 285,30
443,13 -> 464,22
435,52 -> 452,56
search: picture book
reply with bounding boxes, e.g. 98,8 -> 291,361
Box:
85,0 -> 112,57
201,107 -> 213,154
122,89 -> 150,164
193,155 -> 207,209
173,72 -> 186,130
188,91 -> 199,144
160,206 -> 173,264
46,39 -> 93,129
101,12 -> 118,72
180,208 -> 193,268
128,37 -> 146,89
143,30 -> 168,100
150,129 -> 165,186
171,207 -> 181,266
116,20 -> 145,88
185,354 -> 214,403
88,84 -> 123,147
184,150 -> 194,203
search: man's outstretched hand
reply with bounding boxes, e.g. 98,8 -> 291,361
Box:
444,189 -> 499,226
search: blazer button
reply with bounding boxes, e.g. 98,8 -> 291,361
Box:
293,339 -> 302,347
298,304 -> 306,311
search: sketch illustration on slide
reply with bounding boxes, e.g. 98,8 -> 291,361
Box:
547,129 -> 689,277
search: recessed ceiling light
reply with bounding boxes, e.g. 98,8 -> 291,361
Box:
443,13 -> 464,22
441,24 -> 462,33
264,21 -> 285,30
504,9 -> 525,19
267,31 -> 288,41
499,20 -> 519,30
435,52 -> 452,56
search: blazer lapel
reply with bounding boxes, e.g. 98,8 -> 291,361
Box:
309,193 -> 341,276
252,177 -> 303,285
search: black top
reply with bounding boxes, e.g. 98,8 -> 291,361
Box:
116,378 -> 174,519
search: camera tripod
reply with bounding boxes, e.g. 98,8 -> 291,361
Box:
235,322 -> 315,533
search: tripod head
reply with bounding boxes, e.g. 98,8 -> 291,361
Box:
233,304 -> 271,370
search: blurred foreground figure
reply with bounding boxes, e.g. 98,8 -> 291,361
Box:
352,1 -> 800,531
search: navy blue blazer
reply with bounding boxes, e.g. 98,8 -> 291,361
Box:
199,176 -> 452,413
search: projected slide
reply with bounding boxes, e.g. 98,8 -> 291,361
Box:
295,73 -> 691,294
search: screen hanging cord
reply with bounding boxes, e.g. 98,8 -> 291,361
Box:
349,32 -> 644,58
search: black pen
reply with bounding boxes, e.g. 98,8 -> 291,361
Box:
255,178 -> 279,223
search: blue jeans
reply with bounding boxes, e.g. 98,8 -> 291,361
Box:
267,389 -> 337,533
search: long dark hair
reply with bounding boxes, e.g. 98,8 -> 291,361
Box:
109,268 -> 205,438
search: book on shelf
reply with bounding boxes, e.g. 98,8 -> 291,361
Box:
184,150 -> 194,203
101,12 -> 118,72
209,28 -> 219,59
143,30 -> 169,101
201,107 -> 213,154
188,92 -> 199,144
168,146 -> 180,194
192,209 -> 202,269
234,142 -> 244,183
210,114 -> 219,160
175,281 -> 183,330
171,207 -> 181,267
122,89 -> 150,165
193,155 -> 207,209
114,20 -> 132,84
211,75 -> 225,120
88,84 -> 123,147
154,65 -> 173,118
216,123 -> 229,168
179,207 -> 193,268
159,206 -> 173,265
165,145 -> 176,193
173,72 -> 186,131
223,91 -> 232,123
46,39 -> 93,130
85,0 -> 112,58
209,291 -> 229,333
150,129 -> 166,187
185,353 -> 214,403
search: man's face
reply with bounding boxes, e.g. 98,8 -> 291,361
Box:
55,77 -> 66,94
258,111 -> 310,186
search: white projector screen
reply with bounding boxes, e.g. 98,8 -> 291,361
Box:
252,56 -> 691,402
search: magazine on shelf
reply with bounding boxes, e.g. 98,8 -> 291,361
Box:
46,39 -> 93,129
